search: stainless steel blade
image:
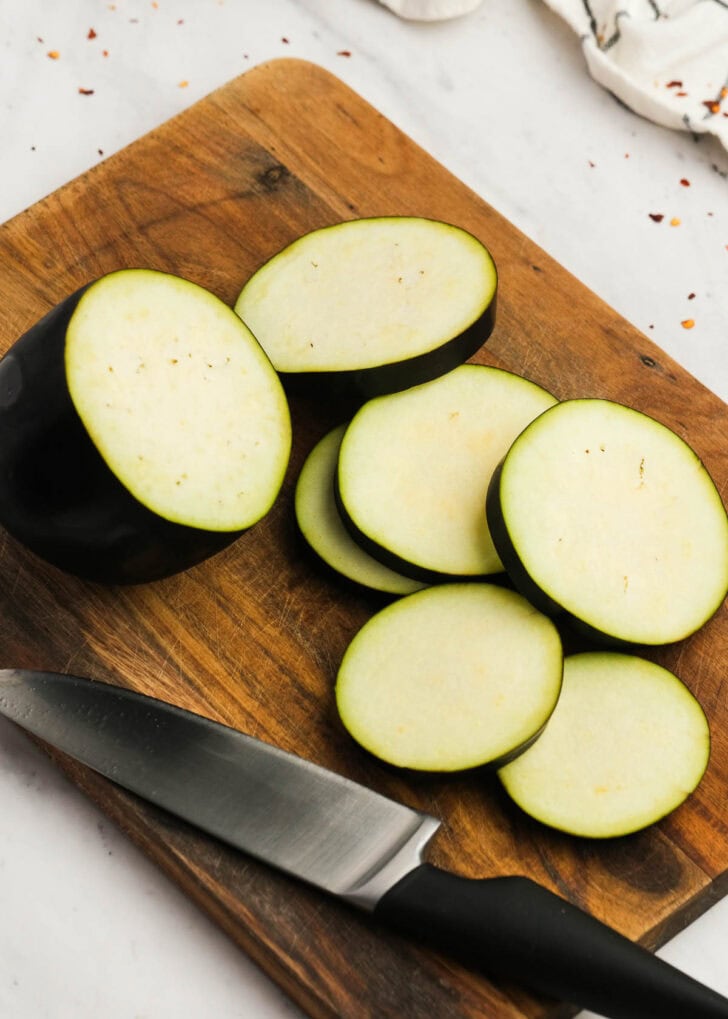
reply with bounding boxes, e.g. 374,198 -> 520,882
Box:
0,669 -> 439,909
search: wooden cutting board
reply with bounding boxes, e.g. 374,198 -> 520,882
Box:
1,59 -> 726,1019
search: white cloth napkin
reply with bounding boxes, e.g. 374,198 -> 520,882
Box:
380,0 -> 728,150
543,0 -> 728,150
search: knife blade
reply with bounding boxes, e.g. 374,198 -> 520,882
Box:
1,667 -> 726,1019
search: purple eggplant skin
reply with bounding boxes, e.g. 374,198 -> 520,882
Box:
0,284 -> 240,585
279,294 -> 497,407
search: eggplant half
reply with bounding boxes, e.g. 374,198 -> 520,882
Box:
0,269 -> 291,584
234,217 -> 497,401
335,364 -> 557,582
487,398 -> 728,645
498,652 -> 710,838
295,425 -> 425,596
336,583 -> 563,772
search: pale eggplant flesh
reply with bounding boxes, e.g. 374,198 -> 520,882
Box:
0,271 -> 291,584
486,399 -> 728,646
235,217 -> 498,403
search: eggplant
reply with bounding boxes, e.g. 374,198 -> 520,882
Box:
336,583 -> 563,772
234,217 -> 497,402
498,652 -> 711,838
335,364 -> 557,583
0,269 -> 291,584
487,398 -> 728,645
295,424 -> 425,595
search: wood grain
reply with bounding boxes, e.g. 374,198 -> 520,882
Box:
1,58 -> 727,1019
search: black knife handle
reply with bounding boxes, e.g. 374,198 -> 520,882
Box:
375,865 -> 728,1019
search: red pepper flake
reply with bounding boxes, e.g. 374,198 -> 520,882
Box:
78,87 -> 95,95
588,160 -> 596,168
679,178 -> 690,187
177,18 -> 184,24
648,213 -> 664,222
88,27 -> 97,39
47,50 -> 60,59
703,100 -> 721,115
688,292 -> 696,300
666,80 -> 683,89
281,37 -> 290,44
102,49 -> 109,57
37,36 -> 44,43
337,50 -> 352,57
98,148 -> 104,156
681,318 -> 695,329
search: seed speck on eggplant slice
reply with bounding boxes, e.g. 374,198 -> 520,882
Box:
487,398 -> 728,645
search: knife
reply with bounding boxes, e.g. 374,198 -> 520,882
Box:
1,668 -> 726,1019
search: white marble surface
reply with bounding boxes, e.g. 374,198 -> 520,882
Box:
0,1 -> 726,1017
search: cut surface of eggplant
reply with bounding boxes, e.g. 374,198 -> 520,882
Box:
66,269 -> 291,531
295,425 -> 425,595
487,398 -> 728,645
234,217 -> 497,399
336,583 -> 563,772
336,364 -> 557,581
498,652 -> 710,838
0,269 -> 291,583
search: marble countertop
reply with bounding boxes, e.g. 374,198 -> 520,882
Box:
0,2 -> 726,1016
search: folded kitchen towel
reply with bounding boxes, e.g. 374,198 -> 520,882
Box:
535,0 -> 728,149
380,0 -> 728,150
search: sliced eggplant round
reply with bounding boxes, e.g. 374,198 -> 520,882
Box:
234,217 -> 497,401
487,398 -> 728,645
498,652 -> 710,838
336,364 -> 557,582
0,269 -> 291,584
336,583 -> 563,772
295,425 -> 425,595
